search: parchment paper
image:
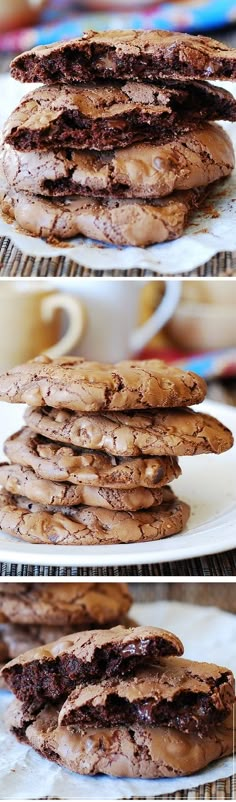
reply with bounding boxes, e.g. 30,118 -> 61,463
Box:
0,76 -> 236,274
0,600 -> 235,799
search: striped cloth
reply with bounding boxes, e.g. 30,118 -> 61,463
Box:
0,550 -> 235,576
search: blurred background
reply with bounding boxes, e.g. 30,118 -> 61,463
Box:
0,0 -> 236,54
131,581 -> 236,611
0,277 -> 236,405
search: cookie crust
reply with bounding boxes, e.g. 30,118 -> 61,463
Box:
59,656 -> 235,736
2,624 -> 184,709
11,29 -> 236,84
3,83 -> 236,152
0,182 -> 210,246
0,582 -> 131,627
0,462 -> 164,511
3,124 -> 234,199
0,487 -> 190,546
6,700 -> 234,778
4,428 -> 180,488
24,405 -> 233,457
0,356 -> 206,411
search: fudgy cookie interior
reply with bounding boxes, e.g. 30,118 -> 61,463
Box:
3,635 -> 180,710
62,679 -> 230,736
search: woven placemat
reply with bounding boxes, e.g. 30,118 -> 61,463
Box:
1,227 -> 236,278
131,776 -> 234,799
0,549 -> 235,576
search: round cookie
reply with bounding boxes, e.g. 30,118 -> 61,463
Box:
2,625 -> 184,703
0,356 -> 206,411
6,700 -> 234,779
4,81 -> 236,153
0,462 -> 164,510
0,583 -> 131,626
0,621 -> 126,660
24,405 -> 233,457
4,428 -> 181,488
0,616 -> 136,663
59,656 -> 235,736
0,487 -> 190,546
0,181 -> 209,246
11,28 -> 236,84
2,125 -> 234,198
2,625 -> 184,714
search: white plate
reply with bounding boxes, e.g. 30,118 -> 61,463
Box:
0,75 -> 236,274
0,399 -> 235,567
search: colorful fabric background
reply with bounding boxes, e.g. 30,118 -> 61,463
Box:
1,0 -> 236,51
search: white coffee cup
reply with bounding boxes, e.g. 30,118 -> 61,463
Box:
52,278 -> 181,362
0,281 -> 85,369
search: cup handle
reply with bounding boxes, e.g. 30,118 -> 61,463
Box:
128,280 -> 182,354
40,293 -> 86,359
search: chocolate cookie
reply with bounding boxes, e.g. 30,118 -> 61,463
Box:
0,462 -> 164,510
60,657 -> 235,736
5,428 -> 181,488
0,637 -> 9,662
10,29 -> 236,84
1,625 -> 184,709
6,700 -> 234,778
24,405 -> 233,457
0,356 -> 206,411
0,619 -> 131,662
0,181 -> 210,246
0,623 -> 75,660
4,82 -> 236,152
0,487 -> 190,546
2,123 -> 234,199
0,582 -> 131,627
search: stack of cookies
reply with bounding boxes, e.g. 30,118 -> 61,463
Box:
2,625 -> 235,778
0,582 -> 132,683
0,357 -> 233,546
1,30 -> 236,246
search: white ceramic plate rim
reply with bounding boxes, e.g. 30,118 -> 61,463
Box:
0,398 -> 235,567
